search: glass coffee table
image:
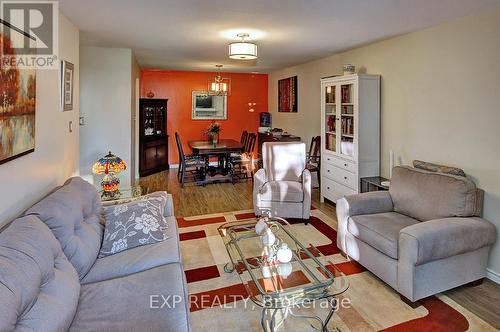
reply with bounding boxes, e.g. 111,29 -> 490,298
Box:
218,216 -> 349,332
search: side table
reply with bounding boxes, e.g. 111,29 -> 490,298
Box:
98,184 -> 149,203
360,176 -> 390,193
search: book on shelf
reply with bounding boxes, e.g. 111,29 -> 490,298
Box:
341,117 -> 354,136
342,105 -> 353,115
327,115 -> 336,131
326,132 -> 336,151
341,85 -> 350,103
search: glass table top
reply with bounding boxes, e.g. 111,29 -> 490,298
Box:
218,217 -> 349,309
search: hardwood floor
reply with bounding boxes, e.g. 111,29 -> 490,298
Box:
445,279 -> 500,329
139,169 -> 331,217
140,170 -> 500,328
139,170 -> 254,217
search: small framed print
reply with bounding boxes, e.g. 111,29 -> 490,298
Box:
61,60 -> 74,111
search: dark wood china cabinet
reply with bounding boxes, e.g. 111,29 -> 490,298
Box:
139,98 -> 169,177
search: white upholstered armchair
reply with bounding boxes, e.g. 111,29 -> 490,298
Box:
253,142 -> 312,223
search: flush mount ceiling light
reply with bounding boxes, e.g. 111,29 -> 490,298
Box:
228,33 -> 258,60
208,64 -> 231,96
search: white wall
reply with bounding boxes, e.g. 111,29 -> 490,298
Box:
269,7 -> 500,281
79,47 -> 134,187
131,53 -> 140,182
0,13 -> 80,225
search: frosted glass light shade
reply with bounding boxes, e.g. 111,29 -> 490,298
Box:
228,42 -> 257,60
208,78 -> 230,95
210,82 -> 227,92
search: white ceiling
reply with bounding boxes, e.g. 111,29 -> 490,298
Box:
60,0 -> 500,73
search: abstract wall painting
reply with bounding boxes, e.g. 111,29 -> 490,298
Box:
278,76 -> 298,113
0,20 -> 36,164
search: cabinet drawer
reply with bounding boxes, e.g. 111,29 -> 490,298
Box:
323,163 -> 358,191
321,177 -> 357,203
323,155 -> 357,174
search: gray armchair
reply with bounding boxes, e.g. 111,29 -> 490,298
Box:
337,166 -> 496,305
253,142 -> 311,222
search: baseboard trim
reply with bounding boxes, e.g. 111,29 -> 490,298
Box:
486,268 -> 500,284
170,164 -> 180,169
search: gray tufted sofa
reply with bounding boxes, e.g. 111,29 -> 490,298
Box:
0,177 -> 191,332
336,166 -> 497,305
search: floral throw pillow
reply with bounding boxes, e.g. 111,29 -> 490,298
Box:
99,192 -> 169,257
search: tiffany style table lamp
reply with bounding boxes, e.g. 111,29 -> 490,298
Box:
92,151 -> 127,200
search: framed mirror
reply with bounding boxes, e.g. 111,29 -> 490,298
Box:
192,91 -> 227,120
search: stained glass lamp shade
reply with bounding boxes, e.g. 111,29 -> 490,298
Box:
92,151 -> 127,199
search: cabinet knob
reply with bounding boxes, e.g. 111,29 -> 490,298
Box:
327,170 -> 330,173
344,163 -> 348,167
344,176 -> 348,180
327,187 -> 330,190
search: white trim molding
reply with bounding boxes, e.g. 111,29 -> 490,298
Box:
486,268 -> 500,284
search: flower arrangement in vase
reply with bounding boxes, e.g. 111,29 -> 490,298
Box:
205,122 -> 221,144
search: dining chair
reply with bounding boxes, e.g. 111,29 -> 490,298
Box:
306,136 -> 321,188
175,132 -> 204,188
240,130 -> 249,146
230,130 -> 249,160
231,132 -> 257,180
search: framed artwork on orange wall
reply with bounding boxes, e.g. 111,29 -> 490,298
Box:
278,76 -> 297,113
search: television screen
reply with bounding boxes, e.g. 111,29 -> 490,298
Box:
196,95 -> 213,108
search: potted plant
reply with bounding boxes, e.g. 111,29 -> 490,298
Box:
206,122 -> 221,144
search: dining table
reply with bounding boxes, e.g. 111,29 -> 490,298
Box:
188,139 -> 244,185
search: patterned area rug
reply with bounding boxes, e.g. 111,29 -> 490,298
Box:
177,209 -> 495,331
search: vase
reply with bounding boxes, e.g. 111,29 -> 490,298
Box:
277,262 -> 292,278
276,243 -> 293,263
209,132 -> 219,145
261,228 -> 276,247
255,217 -> 269,235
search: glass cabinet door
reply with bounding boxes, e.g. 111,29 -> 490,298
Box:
339,83 -> 354,158
143,105 -> 166,137
324,85 -> 337,153
144,106 -> 155,136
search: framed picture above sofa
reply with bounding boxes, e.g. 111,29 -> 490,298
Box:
0,19 -> 37,165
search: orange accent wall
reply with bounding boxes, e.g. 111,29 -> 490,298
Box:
141,69 -> 268,164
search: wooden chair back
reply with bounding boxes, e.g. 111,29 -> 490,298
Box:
175,132 -> 186,164
308,136 -> 321,159
245,133 -> 257,154
240,130 -> 249,146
